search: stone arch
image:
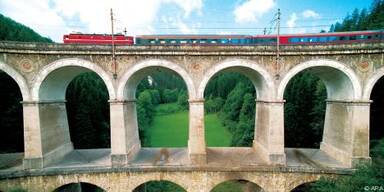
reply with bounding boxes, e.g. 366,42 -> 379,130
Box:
0,61 -> 30,100
31,58 -> 115,101
131,179 -> 188,192
198,59 -> 275,99
52,182 -> 106,192
208,178 -> 265,192
363,66 -> 384,99
278,59 -> 362,100
286,177 -> 321,192
117,59 -> 196,100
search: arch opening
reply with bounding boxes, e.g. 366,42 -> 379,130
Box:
34,61 -> 113,165
133,180 -> 186,192
282,61 -> 359,165
129,67 -> 189,148
65,72 -> 110,149
369,76 -> 384,165
290,182 -> 316,192
210,179 -> 263,192
204,71 -> 256,147
284,71 -> 327,148
0,71 -> 24,169
0,71 -> 24,153
53,182 -> 105,192
200,61 -> 273,164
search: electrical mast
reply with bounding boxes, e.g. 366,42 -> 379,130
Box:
110,8 -> 117,79
276,8 -> 281,65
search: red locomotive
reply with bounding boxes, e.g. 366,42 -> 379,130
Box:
63,33 -> 134,45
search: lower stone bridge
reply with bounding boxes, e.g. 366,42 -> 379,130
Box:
0,42 -> 383,191
0,164 -> 351,192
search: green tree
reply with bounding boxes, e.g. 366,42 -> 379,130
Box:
0,14 -> 52,42
231,93 -> 256,146
66,73 -> 110,149
177,90 -> 188,110
137,90 -> 155,146
205,96 -> 225,113
284,72 -> 325,148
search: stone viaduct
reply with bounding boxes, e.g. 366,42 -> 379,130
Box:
0,41 -> 383,192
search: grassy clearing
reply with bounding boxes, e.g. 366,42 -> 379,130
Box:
146,104 -> 231,147
205,113 -> 232,147
148,111 -> 189,147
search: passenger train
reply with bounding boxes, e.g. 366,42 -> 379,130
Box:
63,30 -> 383,45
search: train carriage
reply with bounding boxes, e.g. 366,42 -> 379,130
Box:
135,34 -> 253,45
63,30 -> 383,45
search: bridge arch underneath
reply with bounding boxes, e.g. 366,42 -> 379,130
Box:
209,178 -> 264,192
52,182 -> 106,192
131,179 -> 187,192
287,178 -> 321,192
0,61 -> 30,100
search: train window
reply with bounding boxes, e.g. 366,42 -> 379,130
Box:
319,37 -> 328,42
160,40 -> 165,44
339,36 -> 348,41
171,40 -> 176,44
150,40 -> 156,44
301,38 -> 309,42
367,35 -> 372,39
180,40 -> 187,44
308,37 -> 318,42
288,37 -> 300,43
357,35 -> 366,39
328,36 -> 337,41
350,36 -> 357,40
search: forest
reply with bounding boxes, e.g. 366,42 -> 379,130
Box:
0,0 -> 384,191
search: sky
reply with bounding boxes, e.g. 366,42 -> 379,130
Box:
0,0 -> 373,42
